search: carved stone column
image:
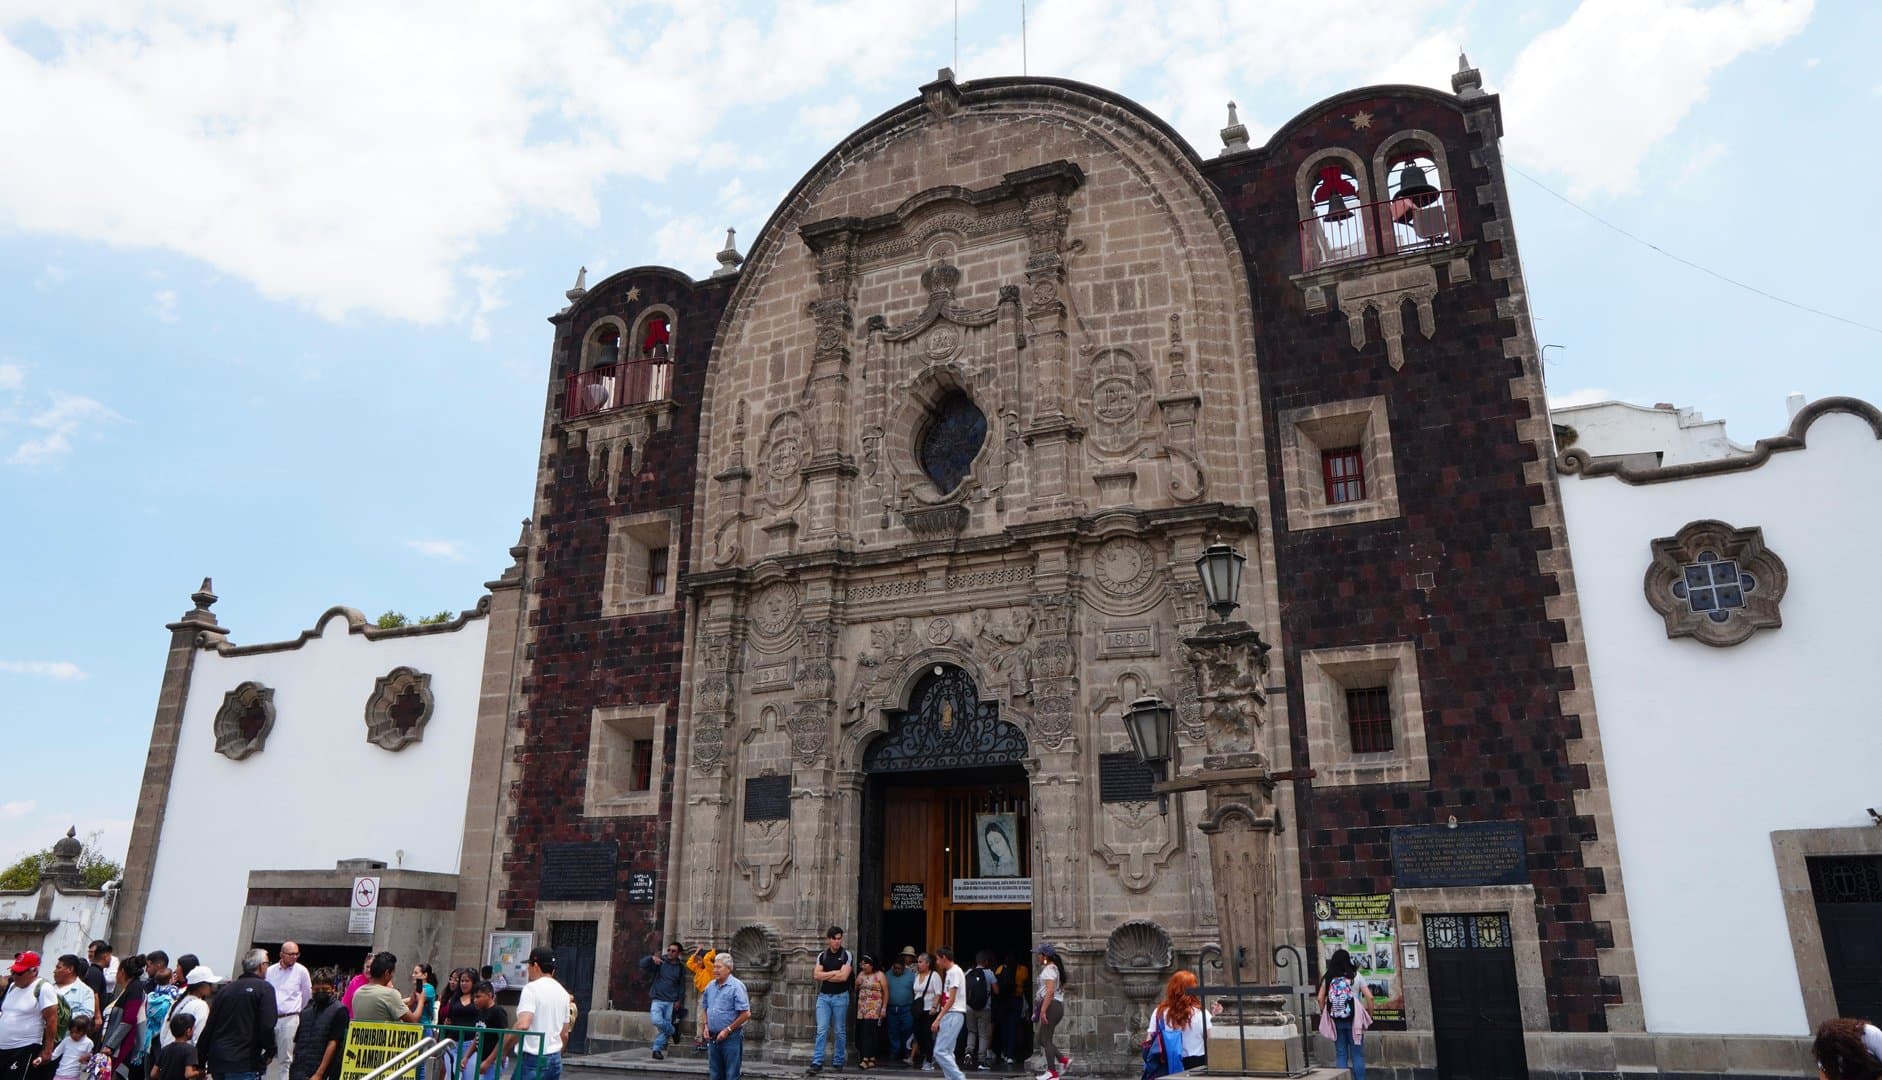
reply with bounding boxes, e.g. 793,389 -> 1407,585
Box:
1014,166 -> 1085,516
798,222 -> 861,544
1182,619 -> 1296,1071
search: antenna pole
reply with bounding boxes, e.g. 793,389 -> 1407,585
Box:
1021,0 -> 1028,75
954,0 -> 959,72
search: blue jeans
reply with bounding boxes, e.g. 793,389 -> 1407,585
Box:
934,1012 -> 965,1080
1334,1019 -> 1364,1080
813,991 -> 849,1067
651,999 -> 677,1053
513,1052 -> 561,1080
886,1005 -> 913,1060
707,1031 -> 743,1080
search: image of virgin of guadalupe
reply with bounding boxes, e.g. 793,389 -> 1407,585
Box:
977,813 -> 1021,877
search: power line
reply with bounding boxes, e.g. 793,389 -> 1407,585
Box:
1506,162 -> 1882,338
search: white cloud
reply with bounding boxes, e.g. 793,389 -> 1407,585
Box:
1503,0 -> 1812,197
152,288 -> 178,322
0,660 -> 86,680
6,391 -> 120,466
0,1 -> 957,332
1548,387 -> 1616,409
0,363 -> 22,392
1,801 -> 35,818
1674,141 -> 1728,186
405,538 -> 468,562
1802,56 -> 1819,68
33,264 -> 66,290
463,265 -> 516,344
796,96 -> 865,144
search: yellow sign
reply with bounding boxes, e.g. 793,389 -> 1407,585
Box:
339,1021 -> 425,1080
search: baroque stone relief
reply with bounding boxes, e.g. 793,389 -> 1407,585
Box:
1084,348 -> 1153,456
1089,673 -> 1183,893
757,411 -> 808,511
736,772 -> 794,902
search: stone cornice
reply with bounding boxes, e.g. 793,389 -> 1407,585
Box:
1558,396 -> 1882,486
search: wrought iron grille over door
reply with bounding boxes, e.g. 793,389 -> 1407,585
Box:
1424,913 -> 1526,1080
863,666 -> 1026,774
1810,856 -> 1882,1020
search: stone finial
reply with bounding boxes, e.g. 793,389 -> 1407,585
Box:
47,827 -> 83,888
1452,51 -> 1484,98
177,577 -> 222,628
921,67 -> 963,119
1219,99 -> 1251,155
713,228 -> 744,278
509,518 -> 531,563
565,266 -> 588,304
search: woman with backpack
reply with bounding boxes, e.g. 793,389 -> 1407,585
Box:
1143,970 -> 1221,1076
1315,949 -> 1370,1080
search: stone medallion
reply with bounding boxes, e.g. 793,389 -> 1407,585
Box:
925,616 -> 954,645
1093,537 -> 1156,598
751,582 -> 801,638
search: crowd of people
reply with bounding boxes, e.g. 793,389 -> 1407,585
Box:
639,930 -> 1069,1080
1,943 -> 576,1080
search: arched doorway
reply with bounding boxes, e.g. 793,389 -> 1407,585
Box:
859,665 -> 1032,994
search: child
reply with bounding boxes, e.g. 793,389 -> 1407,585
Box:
151,1014 -> 200,1080
470,982 -> 508,1080
50,1015 -> 95,1080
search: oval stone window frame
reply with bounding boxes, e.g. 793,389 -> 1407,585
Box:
214,682 -> 276,761
886,368 -> 991,505
365,667 -> 435,751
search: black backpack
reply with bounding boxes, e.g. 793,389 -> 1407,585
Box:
965,968 -> 990,1010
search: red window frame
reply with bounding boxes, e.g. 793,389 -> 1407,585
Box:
1322,446 -> 1366,504
630,738 -> 655,792
1345,686 -> 1394,754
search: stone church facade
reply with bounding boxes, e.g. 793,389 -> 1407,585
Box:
477,63 -> 1648,1075
131,63 -> 1854,1078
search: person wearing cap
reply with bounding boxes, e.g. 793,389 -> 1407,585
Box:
1,952 -> 59,1080
504,947 -> 570,1080
883,950 -> 915,1067
198,949 -> 278,1080
164,970 -> 217,1049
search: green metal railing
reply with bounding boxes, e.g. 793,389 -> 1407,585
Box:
354,1026 -> 549,1080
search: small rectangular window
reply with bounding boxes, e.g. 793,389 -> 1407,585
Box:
1323,447 -> 1366,504
630,738 -> 655,792
647,547 -> 669,595
1345,686 -> 1394,753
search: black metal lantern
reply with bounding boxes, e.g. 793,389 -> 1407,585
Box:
1195,542 -> 1246,621
1123,694 -> 1174,770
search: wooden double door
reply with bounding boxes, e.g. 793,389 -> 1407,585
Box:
1424,913 -> 1528,1080
863,773 -> 1032,965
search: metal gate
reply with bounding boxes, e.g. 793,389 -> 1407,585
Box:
1810,856 -> 1882,1020
550,920 -> 598,1054
1424,913 -> 1527,1080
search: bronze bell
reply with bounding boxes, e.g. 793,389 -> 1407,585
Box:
1323,190 -> 1352,222
1395,162 -> 1441,208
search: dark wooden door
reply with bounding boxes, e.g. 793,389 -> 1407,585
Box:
1811,856 -> 1882,1020
550,920 -> 598,1054
1424,913 -> 1527,1080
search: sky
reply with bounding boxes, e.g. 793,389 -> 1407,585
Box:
1,0 -> 1876,868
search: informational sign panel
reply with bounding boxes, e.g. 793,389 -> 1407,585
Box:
1313,894 -> 1403,1021
339,1021 -> 423,1080
951,878 -> 1032,904
626,871 -> 657,905
1391,821 -> 1528,888
486,931 -> 533,987
889,883 -> 926,911
539,841 -> 618,902
348,876 -> 380,934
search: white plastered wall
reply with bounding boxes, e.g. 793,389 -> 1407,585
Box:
1560,408 -> 1882,1035
139,610 -> 486,970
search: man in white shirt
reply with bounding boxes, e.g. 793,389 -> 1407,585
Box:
504,949 -> 570,1080
929,950 -> 967,1080
50,957 -> 95,1027
2,952 -> 59,1080
263,944 -> 310,1080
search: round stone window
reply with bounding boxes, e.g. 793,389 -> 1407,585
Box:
917,390 -> 987,494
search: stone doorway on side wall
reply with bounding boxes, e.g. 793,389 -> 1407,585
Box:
857,665 -> 1033,993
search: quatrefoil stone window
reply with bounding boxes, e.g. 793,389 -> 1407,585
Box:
214,682 -> 276,760
365,667 -> 435,751
1644,520 -> 1788,647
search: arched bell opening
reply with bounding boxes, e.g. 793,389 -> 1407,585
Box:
856,664 -> 1034,1039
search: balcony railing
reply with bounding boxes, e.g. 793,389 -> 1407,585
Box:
565,358 -> 673,419
1299,188 -> 1458,273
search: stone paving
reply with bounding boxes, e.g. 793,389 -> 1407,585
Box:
564,1049 -> 1352,1080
